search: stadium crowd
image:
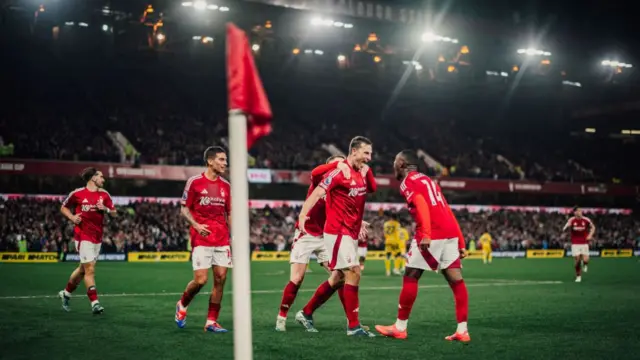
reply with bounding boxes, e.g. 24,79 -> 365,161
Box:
0,198 -> 638,254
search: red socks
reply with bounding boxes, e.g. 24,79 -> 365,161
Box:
449,279 -> 468,323
397,276 -> 419,321
278,281 -> 300,317
302,281 -> 336,316
575,262 -> 582,277
65,281 -> 78,294
87,286 -> 98,302
180,283 -> 203,308
337,286 -> 347,313
207,302 -> 221,322
343,284 -> 360,328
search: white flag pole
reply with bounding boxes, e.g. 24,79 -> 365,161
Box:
228,109 -> 253,360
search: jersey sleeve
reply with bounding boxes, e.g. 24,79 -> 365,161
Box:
103,192 -> 115,211
400,178 -> 416,204
318,168 -> 344,192
225,184 -> 232,214
365,167 -> 377,193
62,190 -> 77,209
181,179 -> 196,208
310,162 -> 340,186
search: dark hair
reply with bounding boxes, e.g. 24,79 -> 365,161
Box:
80,167 -> 98,182
573,206 -> 580,213
398,149 -> 420,168
349,136 -> 372,152
391,213 -> 399,221
203,146 -> 227,164
326,154 -> 346,163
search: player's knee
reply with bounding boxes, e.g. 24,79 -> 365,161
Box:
83,264 -> 95,276
194,273 -> 208,286
213,270 -> 228,286
443,268 -> 463,283
290,272 -> 304,285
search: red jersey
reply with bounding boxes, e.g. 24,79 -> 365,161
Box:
62,187 -> 115,244
295,162 -> 340,236
319,164 -> 375,239
564,216 -> 593,245
182,173 -> 231,248
400,171 -> 459,241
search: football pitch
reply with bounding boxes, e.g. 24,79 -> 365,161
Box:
0,258 -> 638,360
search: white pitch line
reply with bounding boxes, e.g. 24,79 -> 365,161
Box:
0,280 -> 562,300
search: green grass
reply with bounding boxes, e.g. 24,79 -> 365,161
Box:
0,258 -> 639,360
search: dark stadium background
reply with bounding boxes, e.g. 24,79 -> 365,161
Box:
0,1 -> 639,359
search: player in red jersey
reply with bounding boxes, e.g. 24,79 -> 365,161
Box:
375,150 -> 470,342
295,136 -> 377,337
58,167 -> 116,314
563,207 -> 595,283
175,146 -> 232,333
275,154 -> 350,331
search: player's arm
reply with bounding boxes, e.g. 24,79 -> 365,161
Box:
562,218 -> 572,231
97,193 -> 117,216
310,161 -> 347,185
180,181 -> 210,236
412,194 -> 432,250
362,165 -> 377,193
446,206 -> 467,254
60,192 -> 81,224
587,219 -> 596,240
297,185 -> 327,231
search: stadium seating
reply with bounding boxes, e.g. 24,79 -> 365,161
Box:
0,198 -> 637,253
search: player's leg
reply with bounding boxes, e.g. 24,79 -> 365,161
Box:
384,250 -> 392,276
582,253 -> 590,273
482,249 -> 488,264
574,255 -> 582,282
442,267 -> 470,342
440,238 -> 470,342
276,262 -> 307,331
376,239 -> 431,339
77,242 -> 103,314
176,246 -> 210,328
358,247 -> 367,272
58,263 -> 85,311
295,270 -> 344,332
205,262 -> 229,333
487,249 -> 493,264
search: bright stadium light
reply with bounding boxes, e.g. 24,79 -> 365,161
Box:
194,0 -> 207,10
182,2 -> 194,6
78,22 -> 89,27
337,54 -> 346,62
310,17 -> 353,29
304,49 -> 312,54
65,21 -> 74,26
500,72 -> 509,77
421,32 -> 459,44
157,33 -> 166,41
207,4 -> 218,10
517,48 -> 551,56
251,44 -> 260,52
601,60 -> 632,68
219,6 -> 229,11
314,50 -> 323,55
102,24 -> 109,32
192,36 -> 202,40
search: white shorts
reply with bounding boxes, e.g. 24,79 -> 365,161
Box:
290,230 -> 329,264
192,246 -> 233,271
571,244 -> 589,257
357,247 -> 368,258
75,240 -> 101,264
406,238 -> 461,271
324,233 -> 358,270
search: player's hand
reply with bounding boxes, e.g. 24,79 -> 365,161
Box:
96,202 -> 107,212
360,164 -> 370,177
459,248 -> 469,259
70,214 -> 82,225
298,215 -> 308,233
336,161 -> 351,179
419,237 -> 431,251
359,221 -> 370,239
194,223 -> 211,236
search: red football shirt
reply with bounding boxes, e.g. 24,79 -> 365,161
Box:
182,173 -> 231,248
295,162 -> 340,236
564,216 -> 593,245
399,171 -> 459,240
62,187 -> 115,244
319,164 -> 373,239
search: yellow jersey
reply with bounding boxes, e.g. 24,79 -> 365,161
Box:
399,228 -> 409,245
479,233 -> 492,250
383,220 -> 401,245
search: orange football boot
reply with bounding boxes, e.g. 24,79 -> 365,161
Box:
374,324 -> 408,339
445,331 -> 471,343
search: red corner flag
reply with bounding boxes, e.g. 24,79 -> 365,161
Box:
226,23 -> 273,149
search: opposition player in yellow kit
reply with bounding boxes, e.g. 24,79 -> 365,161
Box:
383,214 -> 401,276
478,232 -> 492,264
395,224 -> 410,274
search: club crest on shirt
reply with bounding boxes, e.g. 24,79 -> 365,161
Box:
181,191 -> 188,201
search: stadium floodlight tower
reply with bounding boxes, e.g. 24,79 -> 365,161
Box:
421,31 -> 459,44
517,48 -> 551,56
601,60 -> 633,68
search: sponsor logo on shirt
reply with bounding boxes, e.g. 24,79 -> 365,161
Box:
199,196 -> 226,206
348,186 -> 367,197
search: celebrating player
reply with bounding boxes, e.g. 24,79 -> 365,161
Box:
383,213 -> 402,276
58,167 -> 116,314
175,146 -> 232,333
295,136 -> 377,336
375,150 -> 470,342
478,230 -> 493,264
563,207 -> 595,283
275,155 -> 349,331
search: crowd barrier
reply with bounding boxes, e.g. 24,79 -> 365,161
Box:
1,249 -> 637,263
